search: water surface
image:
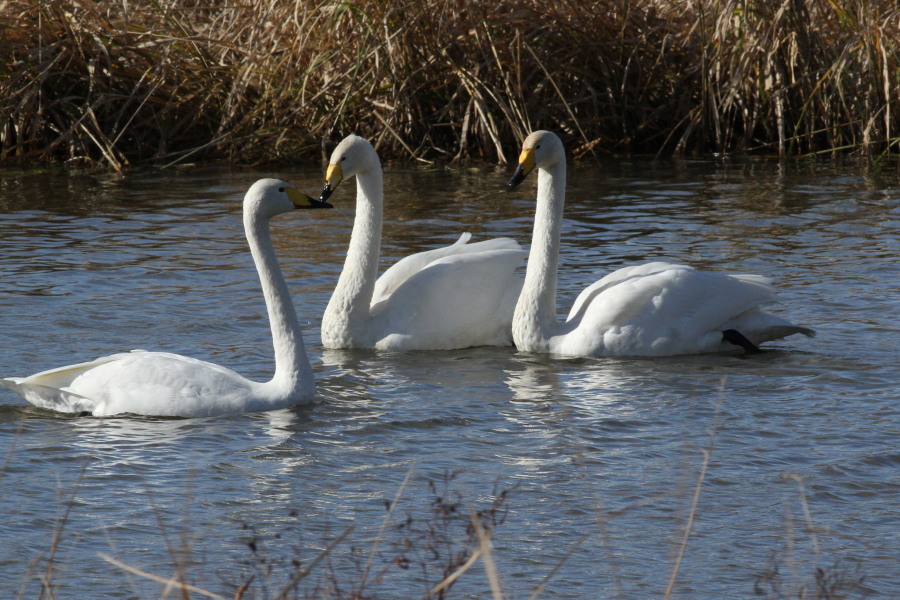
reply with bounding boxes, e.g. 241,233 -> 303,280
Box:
0,158 -> 897,599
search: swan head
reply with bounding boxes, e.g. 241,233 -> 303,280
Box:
320,134 -> 380,202
245,178 -> 332,219
507,130 -> 565,190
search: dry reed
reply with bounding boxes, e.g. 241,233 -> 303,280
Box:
0,0 -> 897,170
4,429 -> 869,599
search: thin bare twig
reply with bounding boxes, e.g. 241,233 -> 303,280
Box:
99,553 -> 229,600
358,463 -> 417,592
470,508 -> 504,600
663,376 -> 727,600
272,524 -> 355,600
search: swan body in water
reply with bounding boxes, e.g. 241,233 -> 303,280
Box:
1,179 -> 331,417
318,134 -> 526,351
506,130 -> 815,357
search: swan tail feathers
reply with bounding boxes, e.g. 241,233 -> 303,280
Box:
730,273 -> 773,287
443,234 -> 522,255
0,377 -> 23,392
452,232 -> 473,246
4,356 -> 119,389
1,376 -> 96,413
766,325 -> 816,339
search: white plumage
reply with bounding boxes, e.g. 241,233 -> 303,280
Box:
318,134 -> 526,350
1,179 -> 328,417
506,130 -> 815,357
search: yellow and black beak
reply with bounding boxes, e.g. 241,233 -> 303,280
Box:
319,161 -> 344,203
288,187 -> 333,209
506,146 -> 536,190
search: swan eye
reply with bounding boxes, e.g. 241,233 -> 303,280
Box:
278,187 -> 285,192
341,156 -> 347,162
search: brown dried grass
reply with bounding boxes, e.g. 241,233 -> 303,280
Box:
0,0 -> 897,170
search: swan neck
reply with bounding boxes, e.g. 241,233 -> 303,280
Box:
245,210 -> 312,396
322,166 -> 383,346
514,161 -> 566,350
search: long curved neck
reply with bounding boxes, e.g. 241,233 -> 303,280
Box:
513,160 -> 566,352
245,210 -> 312,396
322,166 -> 383,346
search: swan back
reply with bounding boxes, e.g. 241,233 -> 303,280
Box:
372,233 -> 524,305
560,265 -> 776,356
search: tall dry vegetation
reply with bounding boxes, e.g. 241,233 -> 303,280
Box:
0,0 -> 897,170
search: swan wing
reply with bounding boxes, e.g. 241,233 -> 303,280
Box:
373,233 -> 523,304
2,350 -> 257,418
559,263 -> 810,356
66,351 -> 258,417
371,246 -> 527,350
566,262 -> 687,322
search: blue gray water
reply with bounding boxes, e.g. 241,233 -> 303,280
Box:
0,157 -> 897,599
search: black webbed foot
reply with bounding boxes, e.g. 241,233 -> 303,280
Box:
722,329 -> 764,354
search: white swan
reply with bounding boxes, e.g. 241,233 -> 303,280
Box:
0,179 -> 331,417
506,130 -> 815,357
318,134 -> 526,350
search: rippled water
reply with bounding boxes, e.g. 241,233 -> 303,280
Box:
0,158 -> 897,599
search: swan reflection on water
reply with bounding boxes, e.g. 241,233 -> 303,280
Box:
503,356 -> 655,420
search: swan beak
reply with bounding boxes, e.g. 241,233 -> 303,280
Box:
320,162 -> 344,203
506,148 -> 536,190
288,187 -> 333,209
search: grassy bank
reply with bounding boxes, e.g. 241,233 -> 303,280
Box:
1,0 -> 898,170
